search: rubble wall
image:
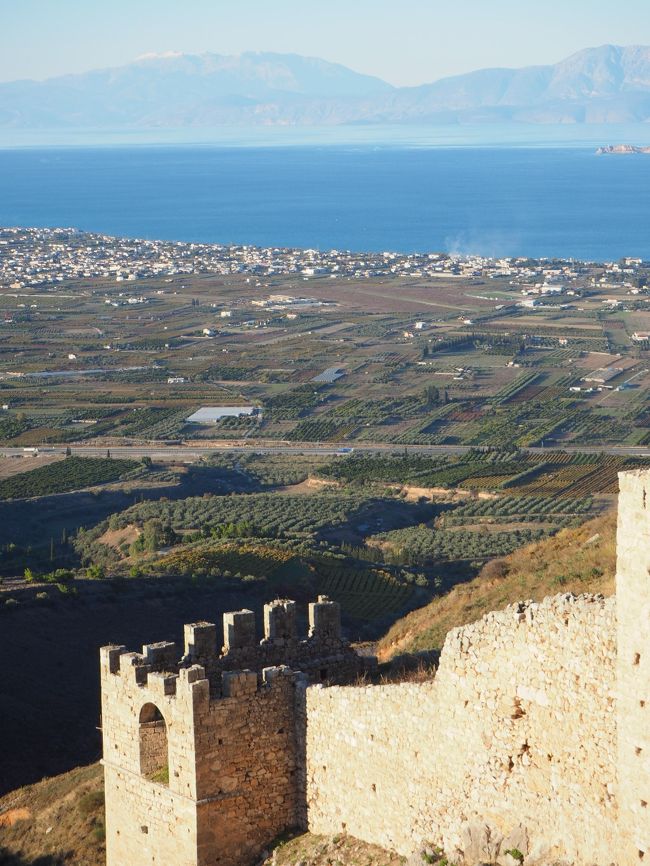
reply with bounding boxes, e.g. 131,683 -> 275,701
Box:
100,649 -> 204,866
306,593 -> 618,865
194,669 -> 304,866
616,470 -> 650,864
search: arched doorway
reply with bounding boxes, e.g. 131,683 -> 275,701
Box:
139,703 -> 169,785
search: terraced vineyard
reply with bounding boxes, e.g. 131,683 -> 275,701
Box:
442,495 -> 596,525
107,491 -> 380,537
318,450 -> 650,498
313,558 -> 412,620
512,457 -> 632,496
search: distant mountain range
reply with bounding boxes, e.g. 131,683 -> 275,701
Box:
3,45 -> 650,128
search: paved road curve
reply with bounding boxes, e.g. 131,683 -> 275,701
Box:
3,441 -> 650,459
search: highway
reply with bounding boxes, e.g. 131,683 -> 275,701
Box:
3,441 -> 650,460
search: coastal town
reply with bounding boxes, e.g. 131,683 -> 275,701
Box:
1,226 -> 649,294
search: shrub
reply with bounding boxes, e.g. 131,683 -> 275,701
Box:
91,823 -> 106,844
149,765 -> 169,785
479,559 -> 510,580
77,790 -> 105,817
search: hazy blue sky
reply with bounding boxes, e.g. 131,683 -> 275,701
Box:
2,0 -> 650,86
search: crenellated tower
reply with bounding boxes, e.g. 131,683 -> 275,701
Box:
100,596 -> 371,866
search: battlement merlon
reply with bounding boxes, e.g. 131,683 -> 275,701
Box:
100,640 -> 298,708
184,621 -> 217,659
309,595 -> 341,641
222,609 -> 256,652
101,596 -> 370,695
263,599 -> 297,642
100,643 -> 208,698
186,598 -> 344,661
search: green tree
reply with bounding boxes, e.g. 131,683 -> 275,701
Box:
423,385 -> 440,407
141,518 -> 177,552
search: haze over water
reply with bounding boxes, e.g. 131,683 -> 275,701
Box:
2,124 -> 650,261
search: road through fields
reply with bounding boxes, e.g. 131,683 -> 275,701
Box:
3,442 -> 650,460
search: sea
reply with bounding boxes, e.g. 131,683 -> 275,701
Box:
1,124 -> 650,261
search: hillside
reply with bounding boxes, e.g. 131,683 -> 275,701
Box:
377,510 -> 616,659
0,511 -> 619,864
0,764 -> 104,866
0,51 -> 392,129
4,45 -> 650,127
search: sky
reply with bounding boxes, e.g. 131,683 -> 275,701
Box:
2,0 -> 650,86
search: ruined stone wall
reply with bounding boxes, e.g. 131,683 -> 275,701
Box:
101,595 -> 357,866
184,598 -> 371,691
101,644 -> 306,866
616,470 -> 650,864
100,646 -> 205,866
103,765 -> 199,866
306,593 -> 618,865
194,668 -> 305,866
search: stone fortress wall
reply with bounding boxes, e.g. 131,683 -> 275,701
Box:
101,470 -> 650,866
307,593 -> 618,864
100,597 -> 370,865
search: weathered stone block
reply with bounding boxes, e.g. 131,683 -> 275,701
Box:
223,609 -> 256,651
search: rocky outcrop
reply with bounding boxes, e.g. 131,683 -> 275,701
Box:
596,144 -> 650,154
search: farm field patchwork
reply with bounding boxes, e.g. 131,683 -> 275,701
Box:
1,251 -> 649,634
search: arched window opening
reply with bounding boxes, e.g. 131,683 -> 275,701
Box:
139,703 -> 169,785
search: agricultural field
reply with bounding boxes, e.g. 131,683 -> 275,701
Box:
0,456 -> 140,500
1,238 -> 649,801
1,245 -> 649,668
0,258 -> 648,451
316,449 -> 649,498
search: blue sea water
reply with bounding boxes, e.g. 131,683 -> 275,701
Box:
1,125 -> 650,260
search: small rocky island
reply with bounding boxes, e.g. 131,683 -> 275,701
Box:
596,144 -> 650,154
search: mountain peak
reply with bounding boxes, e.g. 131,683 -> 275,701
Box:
2,45 -> 650,128
135,50 -> 187,62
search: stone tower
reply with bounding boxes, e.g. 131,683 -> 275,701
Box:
100,596 -> 369,866
617,469 -> 650,864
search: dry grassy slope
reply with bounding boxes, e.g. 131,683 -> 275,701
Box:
377,510 -> 617,660
0,764 -> 104,866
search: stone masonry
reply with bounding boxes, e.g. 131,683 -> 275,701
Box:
101,596 -> 370,866
102,470 -> 650,866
